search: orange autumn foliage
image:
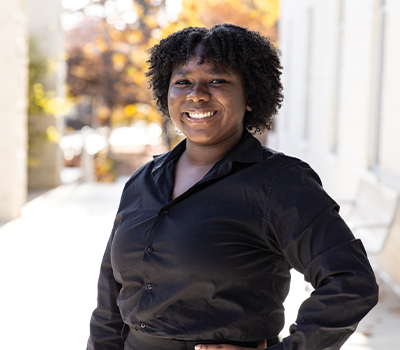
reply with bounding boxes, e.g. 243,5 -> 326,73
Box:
66,0 -> 279,127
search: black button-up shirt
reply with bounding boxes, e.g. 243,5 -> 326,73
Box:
88,132 -> 378,350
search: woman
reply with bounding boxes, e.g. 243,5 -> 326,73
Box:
87,24 -> 378,350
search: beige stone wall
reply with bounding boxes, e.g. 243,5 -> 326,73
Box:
276,0 -> 400,285
0,0 -> 28,222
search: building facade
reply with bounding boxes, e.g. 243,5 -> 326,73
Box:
0,0 -> 64,223
0,0 -> 29,222
273,0 -> 400,287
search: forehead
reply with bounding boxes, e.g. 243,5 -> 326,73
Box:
172,54 -> 241,78
172,44 -> 237,73
173,62 -> 232,76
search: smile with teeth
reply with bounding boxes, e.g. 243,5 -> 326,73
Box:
186,111 -> 217,119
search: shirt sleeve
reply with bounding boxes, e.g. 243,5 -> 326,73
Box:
87,217 -> 126,350
265,161 -> 379,350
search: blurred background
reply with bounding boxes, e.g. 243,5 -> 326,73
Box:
0,0 -> 399,349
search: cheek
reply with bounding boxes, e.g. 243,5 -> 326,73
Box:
167,96 -> 182,125
223,86 -> 247,111
167,91 -> 176,114
226,95 -> 248,115
167,88 -> 181,109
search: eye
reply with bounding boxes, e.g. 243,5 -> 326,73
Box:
209,79 -> 226,84
174,79 -> 191,86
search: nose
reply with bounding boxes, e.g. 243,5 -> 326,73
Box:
186,81 -> 210,103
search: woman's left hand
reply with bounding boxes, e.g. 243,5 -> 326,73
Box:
194,339 -> 267,350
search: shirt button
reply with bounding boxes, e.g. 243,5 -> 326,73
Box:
140,322 -> 146,328
147,283 -> 153,290
163,209 -> 169,214
147,246 -> 153,253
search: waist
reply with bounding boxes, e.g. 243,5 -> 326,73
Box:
125,329 -> 265,350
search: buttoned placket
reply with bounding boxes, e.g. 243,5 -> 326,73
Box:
138,203 -> 174,331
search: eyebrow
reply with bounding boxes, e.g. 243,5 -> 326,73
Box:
172,67 -> 233,77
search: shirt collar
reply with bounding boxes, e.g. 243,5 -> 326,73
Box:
222,131 -> 264,165
151,138 -> 187,175
152,131 -> 264,174
151,132 -> 265,203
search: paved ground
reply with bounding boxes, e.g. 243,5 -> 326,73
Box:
0,180 -> 399,350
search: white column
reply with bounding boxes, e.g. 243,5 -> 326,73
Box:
0,0 -> 29,222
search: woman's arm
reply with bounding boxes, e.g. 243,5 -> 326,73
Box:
87,218 -> 126,350
197,162 -> 379,350
264,162 -> 379,349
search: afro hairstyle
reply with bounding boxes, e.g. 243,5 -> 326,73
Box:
146,24 -> 283,133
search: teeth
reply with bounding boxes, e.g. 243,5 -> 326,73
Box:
187,111 -> 216,119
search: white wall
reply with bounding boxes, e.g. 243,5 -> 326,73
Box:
274,0 -> 400,200
0,0 -> 29,222
275,0 -> 400,285
379,2 -> 400,190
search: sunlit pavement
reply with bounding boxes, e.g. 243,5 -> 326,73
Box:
0,180 -> 399,350
0,181 -> 126,350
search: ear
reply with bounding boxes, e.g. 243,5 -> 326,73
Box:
245,92 -> 252,111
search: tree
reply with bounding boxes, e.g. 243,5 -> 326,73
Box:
164,0 -> 278,40
65,0 -> 167,127
64,0 -> 279,128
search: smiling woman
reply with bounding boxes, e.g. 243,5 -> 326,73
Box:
87,24 -> 378,350
167,45 -> 250,152
147,25 -> 283,133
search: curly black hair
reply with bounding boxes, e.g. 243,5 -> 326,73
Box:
146,24 -> 283,133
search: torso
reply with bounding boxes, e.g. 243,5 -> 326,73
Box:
111,136 -> 295,340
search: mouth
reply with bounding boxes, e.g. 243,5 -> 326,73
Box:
184,111 -> 218,120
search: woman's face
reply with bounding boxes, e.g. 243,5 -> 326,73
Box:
168,46 -> 251,148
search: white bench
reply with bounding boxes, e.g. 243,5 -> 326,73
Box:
339,179 -> 399,255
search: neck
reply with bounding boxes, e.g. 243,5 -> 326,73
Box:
185,130 -> 244,167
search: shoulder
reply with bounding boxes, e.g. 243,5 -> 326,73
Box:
257,148 -> 334,219
260,146 -> 322,184
263,151 -> 338,234
123,145 -> 178,188
117,148 -> 170,195
123,157 -> 157,188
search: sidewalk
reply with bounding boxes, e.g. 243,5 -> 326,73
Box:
0,181 -> 126,350
0,181 -> 399,350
